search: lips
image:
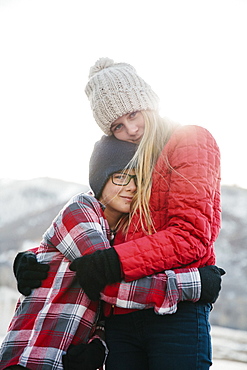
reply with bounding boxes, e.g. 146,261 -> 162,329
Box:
121,196 -> 133,202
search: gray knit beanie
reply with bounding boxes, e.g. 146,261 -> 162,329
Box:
89,135 -> 137,199
85,58 -> 159,135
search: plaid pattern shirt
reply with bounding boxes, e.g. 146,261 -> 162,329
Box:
102,268 -> 200,315
0,193 -> 201,370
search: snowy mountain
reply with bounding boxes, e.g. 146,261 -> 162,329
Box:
210,186 -> 247,331
0,177 -> 86,228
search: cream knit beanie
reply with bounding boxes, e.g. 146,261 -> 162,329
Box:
85,58 -> 159,135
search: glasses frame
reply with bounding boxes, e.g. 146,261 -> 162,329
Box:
111,172 -> 137,186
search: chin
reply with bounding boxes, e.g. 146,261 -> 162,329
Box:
119,206 -> 131,213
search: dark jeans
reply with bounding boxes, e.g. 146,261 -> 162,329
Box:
105,302 -> 212,370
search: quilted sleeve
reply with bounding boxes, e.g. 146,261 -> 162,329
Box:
114,126 -> 221,281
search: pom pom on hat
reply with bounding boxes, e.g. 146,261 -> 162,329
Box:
85,57 -> 159,135
88,57 -> 115,78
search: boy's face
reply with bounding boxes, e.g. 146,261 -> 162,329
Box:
99,169 -> 137,228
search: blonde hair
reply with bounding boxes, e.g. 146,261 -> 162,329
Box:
123,110 -> 179,234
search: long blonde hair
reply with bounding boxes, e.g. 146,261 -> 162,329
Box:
122,110 -> 179,234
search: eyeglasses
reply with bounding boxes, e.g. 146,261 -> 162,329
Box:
111,173 -> 137,186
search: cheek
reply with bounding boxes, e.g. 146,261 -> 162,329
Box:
101,185 -> 120,204
113,131 -> 127,141
138,117 -> 145,130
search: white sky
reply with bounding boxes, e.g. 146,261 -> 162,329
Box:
0,0 -> 247,189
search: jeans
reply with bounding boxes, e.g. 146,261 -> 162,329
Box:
105,302 -> 212,370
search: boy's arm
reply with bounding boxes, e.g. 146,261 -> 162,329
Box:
13,194 -> 111,295
101,266 -> 225,314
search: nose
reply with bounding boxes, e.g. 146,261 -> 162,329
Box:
125,122 -> 138,136
126,177 -> 137,192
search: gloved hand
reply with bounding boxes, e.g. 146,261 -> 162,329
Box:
13,251 -> 50,296
198,265 -> 226,303
62,339 -> 106,370
69,248 -> 122,301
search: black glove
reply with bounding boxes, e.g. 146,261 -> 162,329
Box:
13,251 -> 50,296
62,339 -> 106,370
199,265 -> 226,303
69,248 -> 122,301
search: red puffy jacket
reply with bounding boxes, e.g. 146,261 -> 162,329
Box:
113,125 -> 221,282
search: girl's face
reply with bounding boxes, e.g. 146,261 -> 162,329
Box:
99,169 -> 137,229
110,111 -> 145,143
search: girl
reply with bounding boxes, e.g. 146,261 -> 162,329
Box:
70,57 -> 223,369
